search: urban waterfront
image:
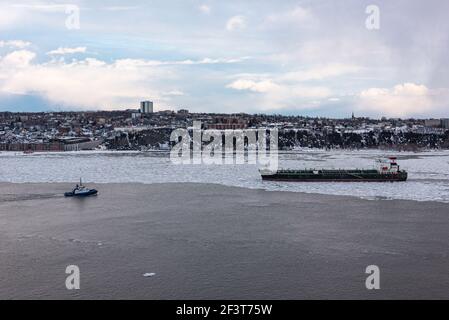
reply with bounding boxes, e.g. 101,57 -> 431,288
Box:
1,110 -> 449,152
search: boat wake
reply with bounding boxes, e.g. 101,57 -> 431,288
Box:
0,193 -> 62,203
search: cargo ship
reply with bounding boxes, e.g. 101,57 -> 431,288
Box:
260,157 -> 407,182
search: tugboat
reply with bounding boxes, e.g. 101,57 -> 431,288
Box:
64,179 -> 98,197
260,157 -> 408,182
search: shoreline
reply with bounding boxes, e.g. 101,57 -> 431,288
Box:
2,148 -> 449,154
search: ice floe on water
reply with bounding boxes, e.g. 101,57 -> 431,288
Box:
143,273 -> 156,277
1,149 -> 449,203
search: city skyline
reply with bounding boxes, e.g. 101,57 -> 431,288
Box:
1,0 -> 448,118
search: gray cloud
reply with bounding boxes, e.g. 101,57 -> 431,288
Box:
0,0 -> 448,116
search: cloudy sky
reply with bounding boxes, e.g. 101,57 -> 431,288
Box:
0,0 -> 448,118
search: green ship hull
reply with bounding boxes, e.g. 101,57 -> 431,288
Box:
261,169 -> 408,182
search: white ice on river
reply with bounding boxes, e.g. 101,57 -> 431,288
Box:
1,149 -> 449,203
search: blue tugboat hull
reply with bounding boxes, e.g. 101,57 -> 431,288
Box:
64,189 -> 98,197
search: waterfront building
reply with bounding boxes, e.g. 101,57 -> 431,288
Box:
441,119 -> 449,129
140,101 -> 154,114
425,119 -> 442,128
